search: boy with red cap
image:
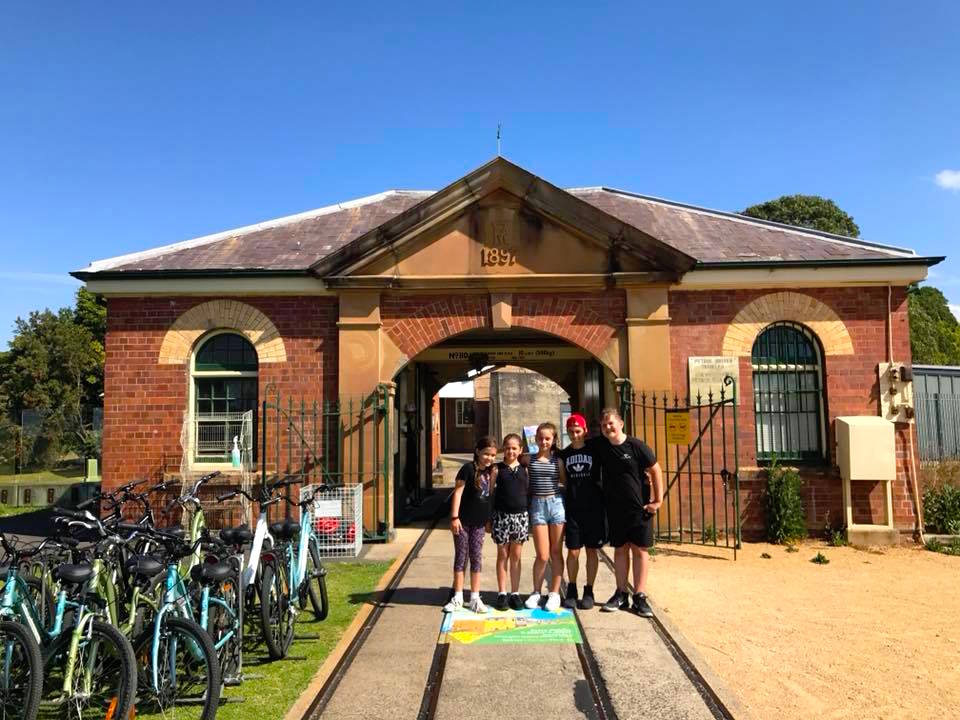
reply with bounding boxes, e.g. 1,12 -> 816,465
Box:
559,412 -> 605,609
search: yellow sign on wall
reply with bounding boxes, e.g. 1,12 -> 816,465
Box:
665,410 -> 691,445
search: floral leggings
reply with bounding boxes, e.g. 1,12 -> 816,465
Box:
453,524 -> 485,572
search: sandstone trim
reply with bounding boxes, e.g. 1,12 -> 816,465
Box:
158,300 -> 287,364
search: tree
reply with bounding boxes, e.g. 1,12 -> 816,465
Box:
0,298 -> 105,467
908,285 -> 960,365
742,194 -> 861,237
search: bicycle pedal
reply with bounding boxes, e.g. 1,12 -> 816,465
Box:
223,676 -> 243,686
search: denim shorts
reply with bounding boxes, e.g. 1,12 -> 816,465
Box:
529,495 -> 566,526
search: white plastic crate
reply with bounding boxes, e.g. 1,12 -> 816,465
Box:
300,483 -> 363,558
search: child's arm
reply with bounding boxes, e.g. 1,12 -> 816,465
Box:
556,457 -> 567,491
450,480 -> 465,535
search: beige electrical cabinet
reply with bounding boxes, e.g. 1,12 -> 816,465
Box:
835,416 -> 898,545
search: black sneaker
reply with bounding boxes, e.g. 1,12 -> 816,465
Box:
495,593 -> 509,611
580,585 -> 595,610
563,583 -> 578,609
632,592 -> 654,618
508,593 -> 524,611
600,590 -> 629,612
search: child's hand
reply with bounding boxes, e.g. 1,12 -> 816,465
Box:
643,501 -> 662,514
451,518 -> 462,535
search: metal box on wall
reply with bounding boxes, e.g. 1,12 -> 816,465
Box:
836,416 -> 896,482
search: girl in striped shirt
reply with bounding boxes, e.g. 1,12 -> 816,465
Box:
525,422 -> 567,612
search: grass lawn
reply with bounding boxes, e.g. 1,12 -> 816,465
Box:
0,467 -> 85,483
217,561 -> 391,720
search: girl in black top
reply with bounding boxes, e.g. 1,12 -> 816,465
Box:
444,435 -> 498,614
490,433 -> 530,611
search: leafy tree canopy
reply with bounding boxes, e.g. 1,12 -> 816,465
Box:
908,285 -> 960,365
742,194 -> 861,237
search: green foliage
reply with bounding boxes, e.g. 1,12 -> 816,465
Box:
811,552 -> 830,565
922,483 -> 960,534
702,524 -> 717,543
828,530 -> 848,547
785,545 -> 799,553
765,459 -> 808,543
761,552 -> 772,559
925,537 -> 960,556
741,194 -> 860,237
0,290 -> 106,467
908,285 -> 960,365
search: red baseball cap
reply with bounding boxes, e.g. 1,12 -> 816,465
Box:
566,413 -> 587,431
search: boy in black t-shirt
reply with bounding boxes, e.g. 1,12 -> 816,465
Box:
560,413 -> 605,610
588,408 -> 663,617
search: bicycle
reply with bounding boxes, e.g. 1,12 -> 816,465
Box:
0,532 -> 137,720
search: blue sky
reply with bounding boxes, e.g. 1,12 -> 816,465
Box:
2,2 -> 958,343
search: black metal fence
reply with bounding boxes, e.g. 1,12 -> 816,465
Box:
259,383 -> 392,541
619,377 -> 741,555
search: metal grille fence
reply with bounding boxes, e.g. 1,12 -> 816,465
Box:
619,378 -> 741,554
300,483 -> 363,558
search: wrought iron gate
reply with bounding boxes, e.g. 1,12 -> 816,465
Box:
619,376 -> 741,557
259,383 -> 392,541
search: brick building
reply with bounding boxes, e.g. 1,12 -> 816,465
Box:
74,158 -> 941,542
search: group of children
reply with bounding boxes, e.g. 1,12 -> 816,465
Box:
443,407 -> 664,618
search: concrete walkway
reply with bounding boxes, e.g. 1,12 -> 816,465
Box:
315,528 -> 732,720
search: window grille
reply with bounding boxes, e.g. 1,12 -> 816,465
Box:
752,322 -> 825,462
192,333 -> 258,463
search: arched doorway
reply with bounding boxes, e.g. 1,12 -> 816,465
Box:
391,327 -> 617,524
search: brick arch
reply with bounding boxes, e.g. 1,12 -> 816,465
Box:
158,300 -> 287,365
721,291 -> 854,357
380,292 -> 625,371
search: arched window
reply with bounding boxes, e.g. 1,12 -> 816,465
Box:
752,322 -> 825,462
191,332 -> 258,463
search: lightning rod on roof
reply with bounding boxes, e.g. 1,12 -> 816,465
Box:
497,122 -> 502,156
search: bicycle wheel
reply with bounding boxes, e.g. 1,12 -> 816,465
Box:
206,571 -> 242,685
0,620 -> 42,720
258,559 -> 294,660
134,615 -> 221,720
45,620 -> 137,720
303,539 -> 329,621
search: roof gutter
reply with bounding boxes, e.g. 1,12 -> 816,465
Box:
70,268 -> 316,282
695,256 -> 944,270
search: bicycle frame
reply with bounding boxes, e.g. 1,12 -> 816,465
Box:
285,505 -> 315,605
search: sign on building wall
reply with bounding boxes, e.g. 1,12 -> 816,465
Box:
419,346 -> 589,363
688,356 -> 739,404
665,410 -> 691,445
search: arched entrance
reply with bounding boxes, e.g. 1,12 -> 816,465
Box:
391,327 -> 618,524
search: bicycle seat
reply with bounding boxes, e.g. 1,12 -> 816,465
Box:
163,526 -> 187,539
125,555 -> 164,579
269,520 -> 300,541
53,564 -> 94,585
190,561 -> 233,586
220,526 -> 253,545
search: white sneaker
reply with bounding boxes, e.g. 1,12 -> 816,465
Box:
524,592 -> 542,609
545,592 -> 562,612
469,596 -> 489,614
443,596 -> 464,613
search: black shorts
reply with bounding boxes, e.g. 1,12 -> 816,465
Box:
607,511 -> 655,549
565,509 -> 606,550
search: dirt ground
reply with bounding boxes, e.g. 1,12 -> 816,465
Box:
648,540 -> 960,720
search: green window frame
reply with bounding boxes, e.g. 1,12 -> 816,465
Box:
192,332 -> 258,463
752,322 -> 826,463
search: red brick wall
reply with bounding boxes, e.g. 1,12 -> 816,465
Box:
668,286 -> 919,536
381,292 -> 627,360
103,296 -> 338,493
